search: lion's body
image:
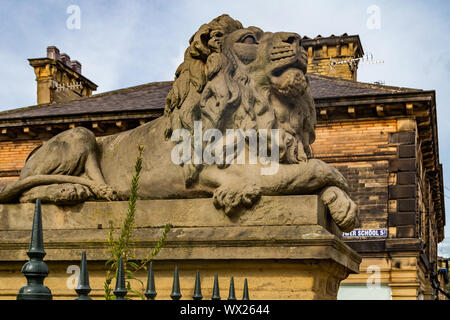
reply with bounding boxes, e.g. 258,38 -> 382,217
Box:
96,117 -> 211,199
0,14 -> 358,232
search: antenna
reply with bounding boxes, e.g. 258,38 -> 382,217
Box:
50,79 -> 83,92
329,52 -> 384,71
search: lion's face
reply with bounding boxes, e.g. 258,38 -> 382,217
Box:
165,15 -> 317,183
225,27 -> 309,99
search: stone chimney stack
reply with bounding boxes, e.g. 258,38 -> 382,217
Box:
28,46 -> 97,105
46,46 -> 60,60
59,53 -> 71,68
71,60 -> 82,74
301,34 -> 364,81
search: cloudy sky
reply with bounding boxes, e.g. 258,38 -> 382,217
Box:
1,1 -> 450,256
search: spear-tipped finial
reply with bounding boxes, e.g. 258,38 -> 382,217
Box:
17,199 -> 52,300
170,265 -> 182,300
192,270 -> 203,300
211,274 -> 221,300
113,257 -> 127,300
227,276 -> 236,300
28,199 -> 46,258
242,278 -> 249,300
75,251 -> 91,300
144,261 -> 157,300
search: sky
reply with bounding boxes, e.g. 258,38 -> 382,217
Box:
1,0 -> 450,256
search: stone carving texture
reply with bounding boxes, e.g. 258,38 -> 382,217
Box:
0,15 -> 357,231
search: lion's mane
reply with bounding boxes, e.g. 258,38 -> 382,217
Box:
164,14 -> 316,185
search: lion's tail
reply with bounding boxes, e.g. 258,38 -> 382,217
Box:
0,175 -> 101,203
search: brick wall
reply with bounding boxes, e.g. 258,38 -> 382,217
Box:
312,119 -> 398,232
0,139 -> 42,185
387,131 -> 418,238
313,120 -> 397,158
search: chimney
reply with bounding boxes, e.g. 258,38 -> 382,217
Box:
59,53 -> 71,68
46,46 -> 60,60
301,34 -> 364,81
28,46 -> 97,105
71,60 -> 82,74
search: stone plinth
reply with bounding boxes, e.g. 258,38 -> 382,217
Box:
0,196 -> 360,299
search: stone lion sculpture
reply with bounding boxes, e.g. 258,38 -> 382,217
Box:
0,15 -> 357,232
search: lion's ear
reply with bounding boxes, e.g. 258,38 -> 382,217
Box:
189,24 -> 212,61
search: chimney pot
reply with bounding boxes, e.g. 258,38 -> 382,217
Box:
71,60 -> 82,74
60,53 -> 71,68
47,46 -> 60,60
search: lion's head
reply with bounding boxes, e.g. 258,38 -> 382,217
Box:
164,14 -> 316,184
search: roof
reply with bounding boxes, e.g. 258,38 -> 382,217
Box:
0,81 -> 172,121
308,73 -> 421,99
0,74 -> 424,121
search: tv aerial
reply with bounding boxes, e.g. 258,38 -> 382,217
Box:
329,52 -> 384,71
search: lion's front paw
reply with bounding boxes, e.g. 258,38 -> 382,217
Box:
92,184 -> 119,201
20,183 -> 93,204
320,186 -> 358,232
311,159 -> 349,192
213,183 -> 261,216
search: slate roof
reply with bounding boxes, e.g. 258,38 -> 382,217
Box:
307,73 -> 421,99
0,74 -> 423,121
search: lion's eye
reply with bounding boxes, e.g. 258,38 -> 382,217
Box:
212,31 -> 223,38
241,35 -> 257,44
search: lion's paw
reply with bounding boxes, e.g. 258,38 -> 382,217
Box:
320,186 -> 358,232
92,184 -> 119,201
20,183 -> 93,204
213,183 -> 261,216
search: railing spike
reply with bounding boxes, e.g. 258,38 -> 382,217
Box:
17,199 -> 52,300
242,278 -> 250,300
211,273 -> 221,300
192,270 -> 203,300
227,276 -> 236,300
113,257 -> 127,300
28,199 -> 45,257
144,261 -> 157,300
75,251 -> 91,300
170,265 -> 182,300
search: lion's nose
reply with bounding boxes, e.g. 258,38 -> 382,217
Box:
277,32 -> 301,45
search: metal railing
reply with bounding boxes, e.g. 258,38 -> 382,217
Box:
16,199 -> 250,300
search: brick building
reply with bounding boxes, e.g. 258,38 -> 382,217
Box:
0,34 -> 447,299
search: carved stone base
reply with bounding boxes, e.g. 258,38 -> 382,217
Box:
0,196 -> 361,299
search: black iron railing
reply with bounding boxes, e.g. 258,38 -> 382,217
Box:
16,199 -> 250,301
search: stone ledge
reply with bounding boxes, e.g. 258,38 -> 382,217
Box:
0,195 -> 361,274
0,195 -> 336,230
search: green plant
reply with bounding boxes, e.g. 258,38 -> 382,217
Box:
104,145 -> 172,299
